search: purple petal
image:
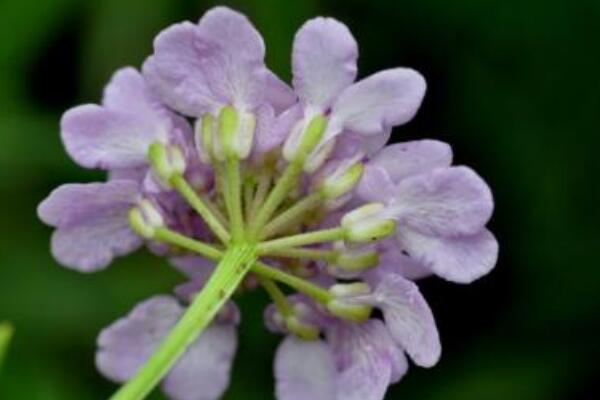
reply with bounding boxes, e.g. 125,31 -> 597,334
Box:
292,17 -> 358,111
61,105 -> 169,169
170,256 -> 215,281
108,167 -> 149,183
389,166 -> 494,237
146,7 -> 269,115
61,68 -> 171,169
365,239 -> 432,282
252,104 -> 279,155
102,67 -> 171,120
96,296 -> 182,382
331,68 -> 426,135
355,164 -> 395,203
97,295 -> 238,400
370,140 -> 453,183
263,69 -> 297,113
368,275 -> 440,367
275,336 -> 336,400
162,323 -> 237,400
263,104 -> 304,157
397,228 -> 498,283
329,320 -> 406,400
37,181 -> 142,271
332,129 -> 391,160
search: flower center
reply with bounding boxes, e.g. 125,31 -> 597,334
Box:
129,106 -> 397,338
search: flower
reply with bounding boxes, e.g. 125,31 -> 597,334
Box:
38,5 -> 498,400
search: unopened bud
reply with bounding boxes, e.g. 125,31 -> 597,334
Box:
129,199 -> 164,239
195,114 -> 216,163
285,315 -> 320,340
327,282 -> 372,322
283,115 -> 328,168
214,106 -> 256,160
341,203 -> 396,243
319,157 -> 364,200
148,142 -> 186,186
335,249 -> 379,272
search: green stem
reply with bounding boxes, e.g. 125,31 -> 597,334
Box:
243,178 -> 255,223
248,167 -> 273,224
249,161 -> 303,236
170,174 -> 230,244
111,245 -> 256,400
263,247 -> 338,262
154,228 -> 222,260
260,192 -> 323,239
252,261 -> 332,304
151,228 -> 331,304
257,227 -> 346,254
225,157 -> 244,241
257,277 -> 293,316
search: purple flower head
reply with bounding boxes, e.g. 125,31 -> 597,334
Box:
38,6 -> 498,400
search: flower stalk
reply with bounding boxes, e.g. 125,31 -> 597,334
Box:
111,245 -> 256,400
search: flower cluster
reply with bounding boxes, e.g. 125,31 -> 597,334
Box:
38,6 -> 497,400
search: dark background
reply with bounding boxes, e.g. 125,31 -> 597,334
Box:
0,0 -> 598,398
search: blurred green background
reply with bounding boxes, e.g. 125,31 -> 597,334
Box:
0,0 -> 598,398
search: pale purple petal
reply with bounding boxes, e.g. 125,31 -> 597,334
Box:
332,129 -> 391,160
61,104 -> 169,169
263,104 -> 304,156
329,320 -> 405,400
102,67 -> 171,120
96,296 -> 182,382
397,228 -> 498,283
275,336 -> 336,400
108,167 -> 149,183
292,17 -> 358,111
162,324 -> 237,400
389,166 -> 494,237
368,275 -> 440,367
370,140 -> 453,183
97,295 -> 238,400
61,68 -> 172,170
365,239 -> 432,282
355,164 -> 395,203
252,104 -> 279,155
170,256 -> 215,281
146,7 -> 270,115
37,181 -> 142,271
263,69 -> 297,113
330,68 -> 426,135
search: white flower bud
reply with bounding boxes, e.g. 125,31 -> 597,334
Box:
327,282 -> 372,322
318,156 -> 364,200
341,203 -> 396,243
128,199 -> 164,239
285,315 -> 320,340
282,115 -> 328,169
148,142 -> 186,186
195,114 -> 216,164
213,106 -> 256,160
